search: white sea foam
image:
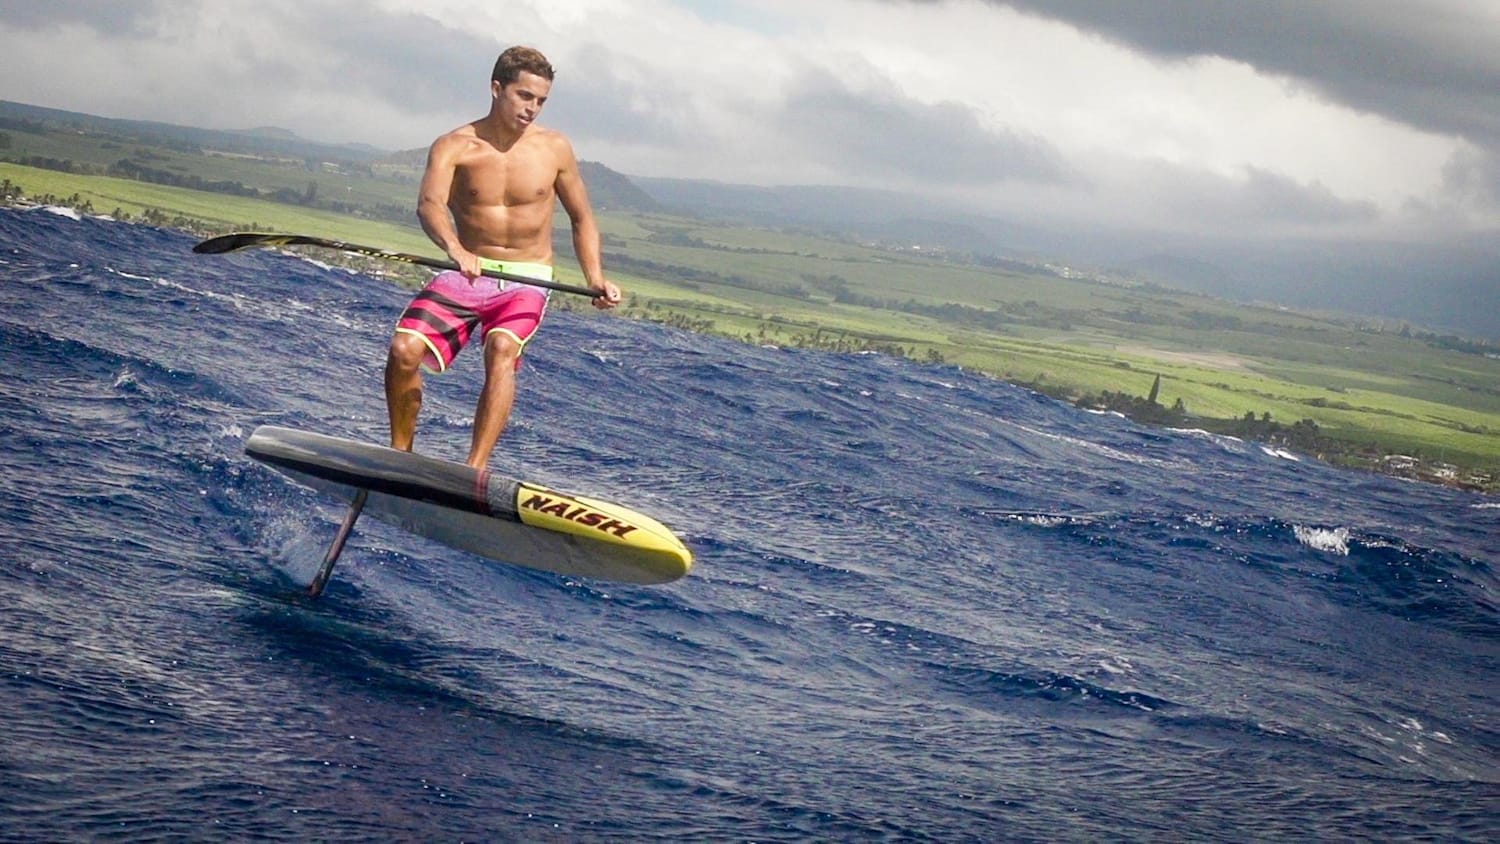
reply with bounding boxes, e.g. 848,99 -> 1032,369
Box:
1170,427 -> 1247,450
1020,514 -> 1072,527
288,254 -> 358,275
41,205 -> 82,220
1184,512 -> 1220,529
1174,428 -> 1252,457
112,367 -> 138,390
1003,419 -> 1178,468
1261,446 -> 1301,461
1294,525 -> 1350,555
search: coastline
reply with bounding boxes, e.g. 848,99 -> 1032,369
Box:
3,195 -> 1494,496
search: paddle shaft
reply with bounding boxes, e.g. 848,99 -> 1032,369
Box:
194,232 -> 603,298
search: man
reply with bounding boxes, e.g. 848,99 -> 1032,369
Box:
385,45 -> 621,470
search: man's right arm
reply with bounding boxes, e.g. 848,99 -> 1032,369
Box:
417,134 -> 481,277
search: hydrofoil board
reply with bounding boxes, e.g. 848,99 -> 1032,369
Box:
246,425 -> 693,589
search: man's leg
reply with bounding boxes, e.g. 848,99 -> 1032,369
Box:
386,333 -> 428,451
467,331 -> 524,469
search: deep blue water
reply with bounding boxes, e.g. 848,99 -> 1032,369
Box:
1,206 -> 1496,841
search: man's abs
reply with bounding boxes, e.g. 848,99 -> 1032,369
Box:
451,201 -> 555,262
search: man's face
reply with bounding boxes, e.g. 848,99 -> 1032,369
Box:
492,72 -> 552,130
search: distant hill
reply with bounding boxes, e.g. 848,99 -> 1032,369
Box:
580,161 -> 661,213
632,177 -> 1058,259
379,147 -> 428,167
1116,253 -> 1231,291
3,98 -> 661,214
634,177 -> 911,229
0,99 -> 386,163
236,126 -> 300,141
635,176 -> 1500,339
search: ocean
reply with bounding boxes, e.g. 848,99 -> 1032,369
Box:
1,206 -> 1495,841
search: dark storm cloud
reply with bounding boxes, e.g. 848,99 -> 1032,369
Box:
780,68 -> 1069,186
955,0 -> 1500,150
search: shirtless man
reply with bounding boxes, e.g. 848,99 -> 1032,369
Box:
385,46 -> 621,469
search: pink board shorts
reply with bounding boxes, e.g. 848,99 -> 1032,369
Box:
395,259 -> 552,373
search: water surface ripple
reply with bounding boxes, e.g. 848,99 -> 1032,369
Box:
1,208 -> 1495,841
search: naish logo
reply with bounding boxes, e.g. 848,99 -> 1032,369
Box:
521,493 -> 638,539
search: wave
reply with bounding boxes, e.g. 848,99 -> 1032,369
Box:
966,507 -> 1496,638
935,662 -> 1180,713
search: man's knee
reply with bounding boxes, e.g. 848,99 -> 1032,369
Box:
483,332 -> 523,369
388,332 -> 427,370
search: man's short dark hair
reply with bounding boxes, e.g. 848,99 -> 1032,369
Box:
493,46 -> 555,86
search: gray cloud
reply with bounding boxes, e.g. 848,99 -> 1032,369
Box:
0,0 -> 165,35
0,0 -> 505,147
542,45 -> 694,148
779,67 -> 1070,186
1442,146 -> 1500,207
205,2 -> 497,133
1086,160 -> 1381,238
1238,167 -> 1380,226
534,46 -> 1072,190
958,0 -> 1500,150
301,6 -> 493,108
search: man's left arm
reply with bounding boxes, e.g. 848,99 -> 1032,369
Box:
554,139 -> 621,309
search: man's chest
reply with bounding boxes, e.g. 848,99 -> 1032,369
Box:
455,149 -> 555,207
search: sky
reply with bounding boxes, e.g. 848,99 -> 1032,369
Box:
3,0 -> 1500,246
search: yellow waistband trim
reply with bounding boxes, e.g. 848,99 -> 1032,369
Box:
477,258 -> 553,281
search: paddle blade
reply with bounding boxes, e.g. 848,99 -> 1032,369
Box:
193,233 -> 301,254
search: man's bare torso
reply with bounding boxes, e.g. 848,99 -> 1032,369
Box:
443,125 -> 562,264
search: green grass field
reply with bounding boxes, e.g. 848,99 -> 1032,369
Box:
4,158 -> 1496,488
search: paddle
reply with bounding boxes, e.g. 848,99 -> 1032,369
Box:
193,232 -> 603,298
